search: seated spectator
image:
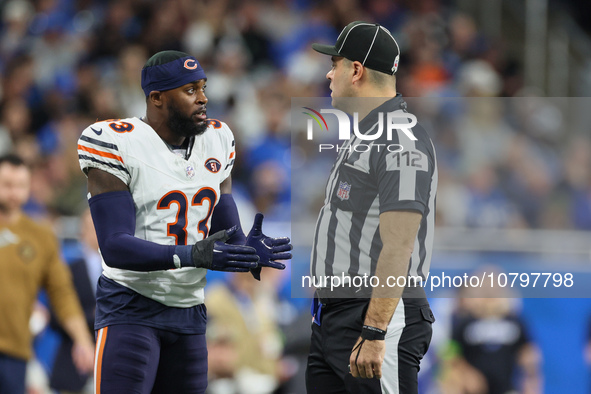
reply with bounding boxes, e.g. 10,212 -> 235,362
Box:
440,281 -> 541,394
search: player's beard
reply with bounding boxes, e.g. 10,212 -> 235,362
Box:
166,100 -> 208,138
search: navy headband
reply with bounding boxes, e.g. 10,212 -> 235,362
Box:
141,56 -> 206,97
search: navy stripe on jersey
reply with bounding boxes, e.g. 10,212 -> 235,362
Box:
78,154 -> 131,176
225,159 -> 235,170
80,135 -> 119,151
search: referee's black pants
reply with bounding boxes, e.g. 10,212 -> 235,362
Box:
305,297 -> 434,394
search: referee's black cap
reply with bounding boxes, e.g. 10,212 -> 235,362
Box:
312,21 -> 400,75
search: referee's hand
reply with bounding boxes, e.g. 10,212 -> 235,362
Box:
349,336 -> 386,379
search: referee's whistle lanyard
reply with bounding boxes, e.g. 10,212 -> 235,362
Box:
351,338 -> 366,369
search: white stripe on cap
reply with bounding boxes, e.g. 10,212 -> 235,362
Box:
379,26 -> 400,72
362,25 -> 380,65
338,22 -> 374,53
335,24 -> 348,44
379,25 -> 399,48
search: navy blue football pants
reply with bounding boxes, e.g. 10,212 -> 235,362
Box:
0,352 -> 26,394
95,324 -> 208,394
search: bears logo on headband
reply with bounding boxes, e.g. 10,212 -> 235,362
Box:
141,51 -> 207,97
184,59 -> 198,70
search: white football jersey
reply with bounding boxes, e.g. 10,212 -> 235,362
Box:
77,117 -> 235,307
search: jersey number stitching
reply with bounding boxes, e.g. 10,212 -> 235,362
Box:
206,119 -> 222,129
157,188 -> 217,245
106,119 -> 135,133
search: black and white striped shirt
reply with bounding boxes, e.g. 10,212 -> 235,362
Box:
310,94 -> 438,297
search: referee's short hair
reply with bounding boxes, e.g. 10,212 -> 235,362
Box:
342,57 -> 397,88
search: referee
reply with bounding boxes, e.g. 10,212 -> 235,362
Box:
306,22 -> 438,394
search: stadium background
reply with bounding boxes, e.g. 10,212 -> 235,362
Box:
1,0 -> 591,392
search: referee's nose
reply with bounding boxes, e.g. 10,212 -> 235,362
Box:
326,67 -> 334,81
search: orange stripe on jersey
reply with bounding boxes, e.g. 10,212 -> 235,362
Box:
95,327 -> 109,394
229,151 -> 235,159
78,144 -> 124,163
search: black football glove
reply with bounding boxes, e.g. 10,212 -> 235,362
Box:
246,213 -> 292,280
192,226 -> 259,272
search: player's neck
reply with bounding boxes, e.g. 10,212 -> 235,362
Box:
143,114 -> 186,146
160,130 -> 186,147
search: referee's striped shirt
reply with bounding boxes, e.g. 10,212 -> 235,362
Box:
310,94 -> 438,298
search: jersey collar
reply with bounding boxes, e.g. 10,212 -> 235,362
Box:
357,93 -> 406,132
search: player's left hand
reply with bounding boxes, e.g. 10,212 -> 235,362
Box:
246,213 -> 292,280
349,336 -> 386,379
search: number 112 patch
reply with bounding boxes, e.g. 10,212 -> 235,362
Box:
386,150 -> 428,172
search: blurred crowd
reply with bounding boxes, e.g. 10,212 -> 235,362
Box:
1,0 -> 590,393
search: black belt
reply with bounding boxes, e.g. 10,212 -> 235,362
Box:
316,285 -> 428,306
316,287 -> 373,305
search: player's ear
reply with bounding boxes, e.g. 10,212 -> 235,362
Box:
149,91 -> 163,107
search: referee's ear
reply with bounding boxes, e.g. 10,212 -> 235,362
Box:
351,60 -> 365,85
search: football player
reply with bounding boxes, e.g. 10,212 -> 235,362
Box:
77,50 -> 291,393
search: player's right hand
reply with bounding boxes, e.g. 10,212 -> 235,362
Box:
191,226 -> 259,272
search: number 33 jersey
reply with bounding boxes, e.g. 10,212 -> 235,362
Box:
78,117 -> 235,307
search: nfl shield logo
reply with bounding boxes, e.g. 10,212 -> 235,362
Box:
336,181 -> 351,201
186,165 -> 195,179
